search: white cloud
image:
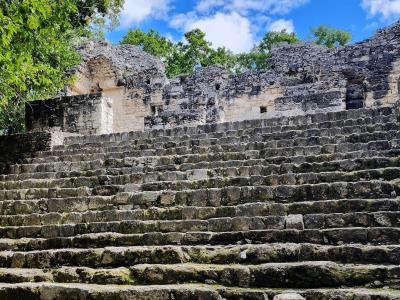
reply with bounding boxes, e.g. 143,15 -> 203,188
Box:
120,0 -> 171,26
195,0 -> 309,15
268,19 -> 295,32
196,0 -> 226,13
170,12 -> 255,53
361,0 -> 400,19
168,0 -> 307,54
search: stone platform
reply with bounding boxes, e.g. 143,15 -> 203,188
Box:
0,106 -> 400,299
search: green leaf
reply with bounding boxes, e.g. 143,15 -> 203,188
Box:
27,15 -> 39,30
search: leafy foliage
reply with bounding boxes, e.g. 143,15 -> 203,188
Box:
234,52 -> 270,72
236,30 -> 300,72
121,28 -> 174,61
168,29 -> 234,77
121,28 -> 234,78
0,0 -> 124,133
121,26 -> 352,76
259,30 -> 300,52
311,25 -> 352,48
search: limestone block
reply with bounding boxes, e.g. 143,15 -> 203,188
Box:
274,293 -> 305,300
285,214 -> 305,230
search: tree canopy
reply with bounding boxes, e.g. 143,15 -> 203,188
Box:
121,29 -> 303,76
311,25 -> 352,48
259,30 -> 300,52
120,28 -> 173,61
0,0 -> 124,132
236,30 -> 301,72
121,28 -> 234,78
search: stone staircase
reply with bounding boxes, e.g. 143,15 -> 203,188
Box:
0,107 -> 400,299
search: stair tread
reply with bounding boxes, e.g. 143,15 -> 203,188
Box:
0,107 -> 399,293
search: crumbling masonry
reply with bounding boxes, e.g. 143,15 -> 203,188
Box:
25,21 -> 400,136
0,22 -> 399,299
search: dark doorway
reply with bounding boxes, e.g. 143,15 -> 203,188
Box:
345,80 -> 366,110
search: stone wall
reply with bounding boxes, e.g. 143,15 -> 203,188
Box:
0,132 -> 52,173
26,93 -> 113,136
68,41 -> 167,132
27,21 -> 400,135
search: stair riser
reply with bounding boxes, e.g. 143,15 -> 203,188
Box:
0,284 -> 397,300
59,108 -> 396,148
1,228 -> 399,252
1,244 -> 399,269
2,211 -> 400,239
2,166 -> 400,192
40,132 -> 400,160
56,121 -> 399,153
9,138 -> 400,175
4,153 -> 400,182
0,263 -> 398,289
0,198 -> 398,226
0,181 -> 398,214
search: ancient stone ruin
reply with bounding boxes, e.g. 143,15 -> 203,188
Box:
0,21 -> 399,299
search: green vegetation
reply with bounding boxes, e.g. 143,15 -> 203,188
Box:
121,26 -> 350,76
0,0 -> 351,134
121,28 -> 234,78
121,29 -> 301,76
311,25 -> 352,48
0,0 -> 124,133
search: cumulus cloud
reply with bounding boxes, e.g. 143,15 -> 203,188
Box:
361,0 -> 400,19
196,0 -> 226,13
120,0 -> 171,26
170,12 -> 255,53
195,0 -> 310,15
268,19 -> 295,32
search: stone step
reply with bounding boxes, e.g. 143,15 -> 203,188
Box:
35,131 -> 400,161
0,179 -> 398,206
129,181 -> 400,208
0,243 -> 399,269
0,282 -> 399,300
1,199 -> 398,226
1,227 -> 399,252
9,139 -> 400,175
129,261 -> 400,288
140,167 -> 400,192
61,106 -> 395,146
6,149 -> 399,181
1,165 -> 400,193
0,262 -> 398,288
288,198 -> 400,215
2,210 -> 400,239
3,150 -> 400,182
56,121 -> 399,153
0,181 -> 398,213
105,155 -> 400,177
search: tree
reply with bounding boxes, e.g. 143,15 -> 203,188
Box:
121,28 -> 235,78
311,25 -> 352,48
74,0 -> 124,28
120,28 -> 174,61
234,52 -> 270,73
259,30 -> 300,52
234,30 -> 300,72
0,0 -> 124,132
169,29 -> 235,77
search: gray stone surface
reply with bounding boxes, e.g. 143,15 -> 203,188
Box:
273,293 -> 305,300
1,21 -> 400,300
26,21 -> 400,136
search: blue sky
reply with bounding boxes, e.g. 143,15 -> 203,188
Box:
106,0 -> 400,53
